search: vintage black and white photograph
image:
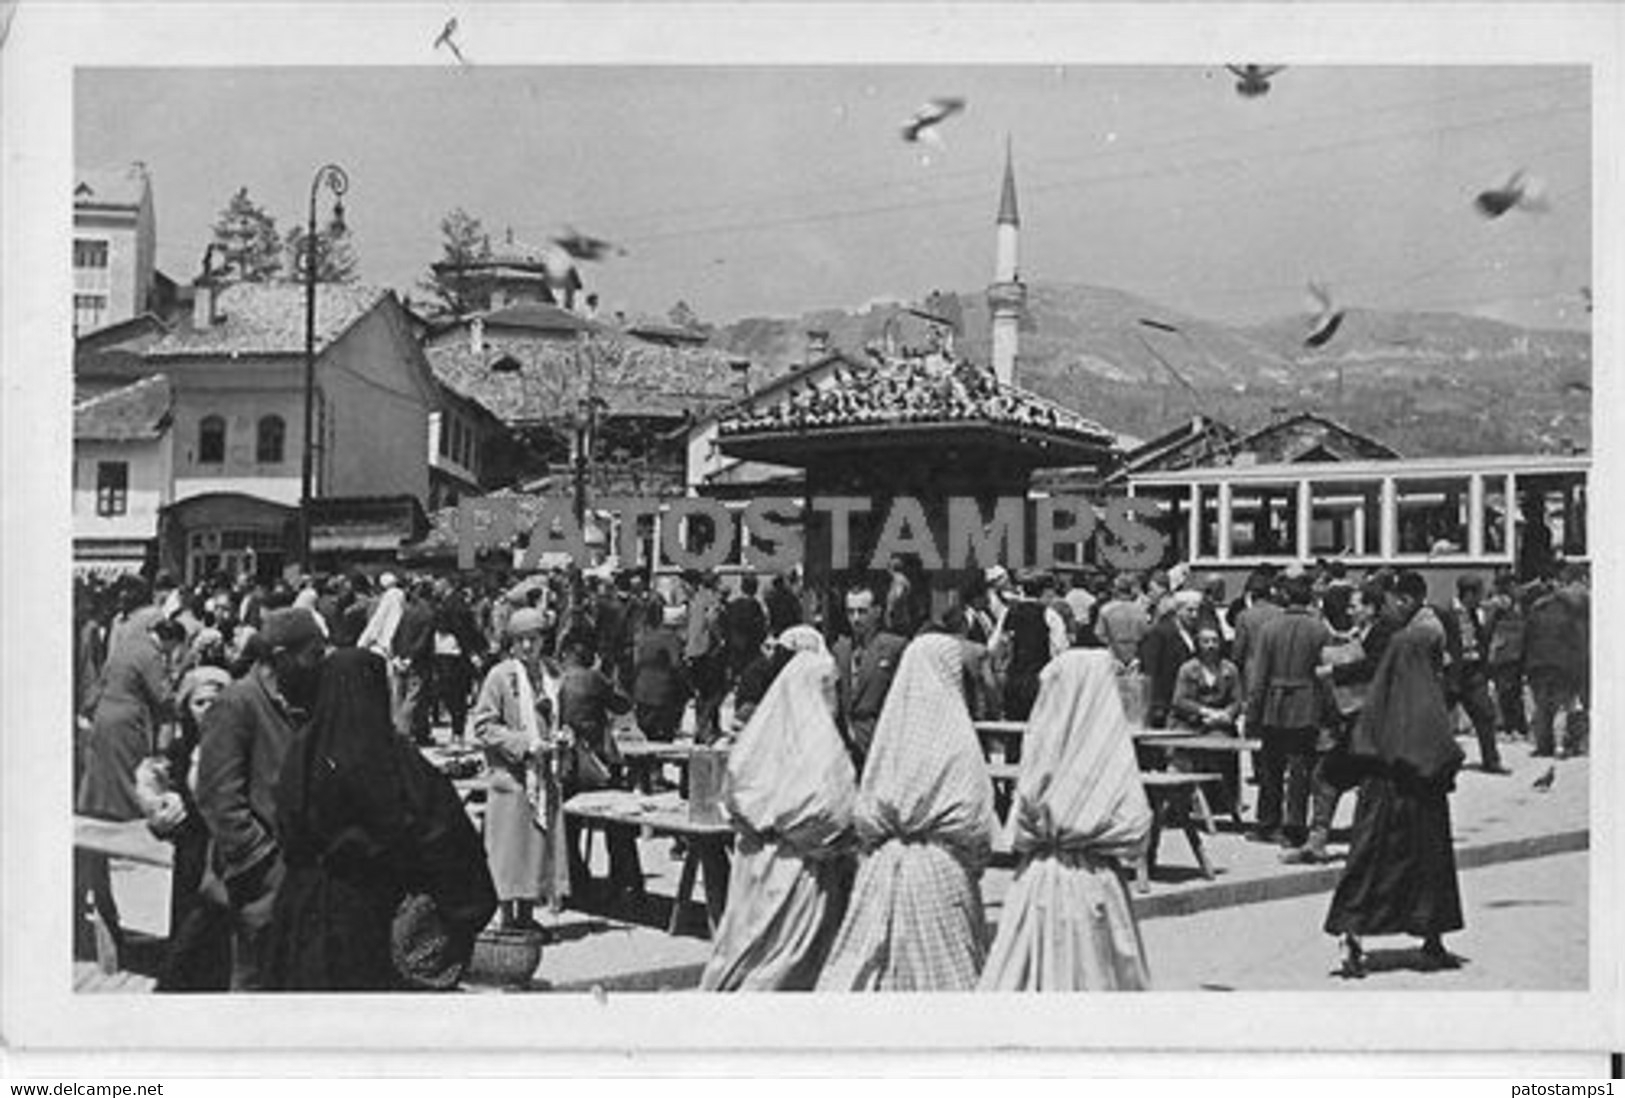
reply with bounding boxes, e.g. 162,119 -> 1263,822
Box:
3,0 -> 1618,1067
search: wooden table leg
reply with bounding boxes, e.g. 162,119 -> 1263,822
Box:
1137,791 -> 1165,894
1179,787 -> 1216,879
698,840 -> 731,935
1191,785 -> 1216,834
668,845 -> 701,935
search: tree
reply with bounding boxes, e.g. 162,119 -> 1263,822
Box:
210,187 -> 283,283
667,299 -> 712,334
285,222 -> 359,284
420,208 -> 492,316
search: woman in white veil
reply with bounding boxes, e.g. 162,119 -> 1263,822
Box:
979,648 -> 1152,991
700,628 -> 857,990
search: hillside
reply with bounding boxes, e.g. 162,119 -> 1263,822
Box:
712,281 -> 1592,457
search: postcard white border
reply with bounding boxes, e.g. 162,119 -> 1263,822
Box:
3,0 -> 1620,1067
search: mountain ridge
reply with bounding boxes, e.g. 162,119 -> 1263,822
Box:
711,280 -> 1592,457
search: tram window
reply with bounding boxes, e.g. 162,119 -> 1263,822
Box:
1198,485 -> 1221,558
1227,483 -> 1298,558
1480,475 -> 1510,555
1309,480 -> 1381,557
1396,477 -> 1469,556
1517,480 -> 1587,569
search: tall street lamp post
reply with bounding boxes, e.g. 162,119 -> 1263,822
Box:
300,163 -> 349,572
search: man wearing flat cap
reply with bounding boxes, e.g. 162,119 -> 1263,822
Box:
195,607 -> 327,990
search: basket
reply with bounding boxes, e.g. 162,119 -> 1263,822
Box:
467,927 -> 544,987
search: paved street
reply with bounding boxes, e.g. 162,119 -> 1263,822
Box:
1141,850 -> 1588,991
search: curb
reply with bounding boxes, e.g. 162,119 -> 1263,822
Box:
1131,828 -> 1589,921
549,828 -> 1589,994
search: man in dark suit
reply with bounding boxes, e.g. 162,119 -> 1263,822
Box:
195,607 -> 327,990
1139,589 -> 1203,728
721,573 -> 770,686
431,577 -> 488,744
392,578 -> 439,745
832,586 -> 907,773
1443,574 -> 1507,773
1245,572 -> 1331,847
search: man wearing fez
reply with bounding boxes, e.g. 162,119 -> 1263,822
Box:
196,607 -> 328,990
832,586 -> 907,772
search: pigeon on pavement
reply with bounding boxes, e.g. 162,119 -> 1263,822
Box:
1531,764 -> 1556,792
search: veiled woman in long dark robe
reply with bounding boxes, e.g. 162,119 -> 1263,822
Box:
1323,578 -> 1466,978
266,648 -> 496,990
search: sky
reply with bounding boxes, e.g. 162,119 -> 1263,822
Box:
76,62 -> 1591,331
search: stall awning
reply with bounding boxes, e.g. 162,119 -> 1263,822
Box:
305,495 -> 429,557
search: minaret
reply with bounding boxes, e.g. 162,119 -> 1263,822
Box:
987,137 -> 1025,386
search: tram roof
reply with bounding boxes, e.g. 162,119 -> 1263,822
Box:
1126,451 -> 1590,487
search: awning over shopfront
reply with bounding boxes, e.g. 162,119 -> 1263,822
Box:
306,495 -> 429,559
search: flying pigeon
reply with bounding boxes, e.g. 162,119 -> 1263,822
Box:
1474,170 -> 1550,219
1305,281 -> 1346,348
552,228 -> 625,262
433,17 -> 468,64
1531,764 -> 1555,792
1227,65 -> 1286,99
900,96 -> 966,146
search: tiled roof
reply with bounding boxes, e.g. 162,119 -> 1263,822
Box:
74,164 -> 149,209
428,331 -> 759,424
482,303 -> 599,335
145,283 -> 390,357
717,353 -> 1114,444
1227,412 -> 1400,466
75,374 -> 172,441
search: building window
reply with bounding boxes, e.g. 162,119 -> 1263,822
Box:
198,414 -> 226,464
437,413 -> 451,458
73,239 -> 110,269
73,294 -> 108,334
256,415 -> 286,464
95,462 -> 128,517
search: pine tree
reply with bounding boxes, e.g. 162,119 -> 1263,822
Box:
420,208 -> 492,316
210,187 -> 283,282
285,222 -> 359,284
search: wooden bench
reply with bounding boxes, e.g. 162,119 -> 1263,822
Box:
1135,772 -> 1226,893
1134,733 -> 1260,828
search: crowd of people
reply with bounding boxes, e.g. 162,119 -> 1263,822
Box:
71,549 -> 1590,991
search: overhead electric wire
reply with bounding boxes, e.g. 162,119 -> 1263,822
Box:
503,72 -> 1586,243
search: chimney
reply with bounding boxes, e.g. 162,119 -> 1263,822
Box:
470,317 -> 485,357
192,244 -> 221,330
805,328 -> 830,364
729,357 -> 752,398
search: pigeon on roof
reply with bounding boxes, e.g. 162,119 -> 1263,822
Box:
1474,169 -> 1550,219
433,16 -> 468,65
1304,281 -> 1346,349
900,96 -> 967,147
1226,65 -> 1286,99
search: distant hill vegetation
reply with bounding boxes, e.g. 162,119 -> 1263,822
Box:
713,281 -> 1592,457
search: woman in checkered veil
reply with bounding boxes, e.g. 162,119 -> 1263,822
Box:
816,632 -> 998,991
